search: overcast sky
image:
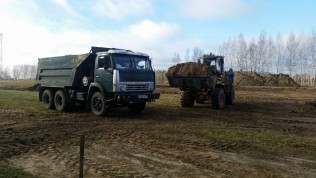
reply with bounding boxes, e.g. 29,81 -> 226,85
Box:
0,0 -> 315,69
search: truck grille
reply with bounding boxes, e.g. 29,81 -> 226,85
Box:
126,84 -> 149,91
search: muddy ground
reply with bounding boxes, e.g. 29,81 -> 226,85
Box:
1,86 -> 316,177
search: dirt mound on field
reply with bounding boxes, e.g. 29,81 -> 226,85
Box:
264,73 -> 299,87
235,72 -> 300,87
235,72 -> 264,86
27,83 -> 40,91
166,62 -> 212,77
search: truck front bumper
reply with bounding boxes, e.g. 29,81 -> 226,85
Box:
114,91 -> 160,103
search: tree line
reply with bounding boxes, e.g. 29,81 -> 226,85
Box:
171,30 -> 316,86
0,64 -> 37,80
218,31 -> 316,86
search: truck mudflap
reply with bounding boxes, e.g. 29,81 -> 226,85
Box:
114,92 -> 160,103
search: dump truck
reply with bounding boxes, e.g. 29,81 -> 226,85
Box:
166,53 -> 234,109
36,46 -> 160,116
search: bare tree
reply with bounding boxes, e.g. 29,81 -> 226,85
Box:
184,48 -> 191,62
286,32 -> 299,76
192,47 -> 204,62
30,64 -> 38,79
227,37 -> 238,69
296,32 -> 310,85
247,38 -> 258,72
308,29 -> 316,85
275,33 -> 284,74
12,65 -> 21,80
266,36 -> 275,73
3,66 -> 11,79
236,33 -> 248,71
172,52 -> 181,64
256,31 -> 267,73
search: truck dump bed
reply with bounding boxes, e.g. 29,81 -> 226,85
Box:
37,53 -> 95,88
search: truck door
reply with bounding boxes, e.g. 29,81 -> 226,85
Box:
95,55 -> 113,92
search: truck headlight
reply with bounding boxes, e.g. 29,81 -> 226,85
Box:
119,85 -> 126,91
149,83 -> 154,90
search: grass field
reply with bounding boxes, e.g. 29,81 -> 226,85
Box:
0,80 -> 36,90
1,80 -> 316,177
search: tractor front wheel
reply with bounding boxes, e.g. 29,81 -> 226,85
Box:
211,87 -> 225,110
181,89 -> 196,107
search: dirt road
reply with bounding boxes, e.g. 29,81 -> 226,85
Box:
1,86 -> 316,177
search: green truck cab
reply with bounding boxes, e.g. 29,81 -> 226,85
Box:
37,46 -> 160,116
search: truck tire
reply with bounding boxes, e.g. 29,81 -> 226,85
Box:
225,86 -> 235,105
211,87 -> 225,110
128,102 -> 146,113
91,92 -> 108,116
54,90 -> 68,111
42,89 -> 54,109
181,89 -> 195,107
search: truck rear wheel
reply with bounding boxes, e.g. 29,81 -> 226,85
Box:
211,87 -> 225,110
54,90 -> 68,111
91,92 -> 108,116
128,102 -> 146,113
225,86 -> 235,105
42,89 -> 54,109
181,89 -> 195,107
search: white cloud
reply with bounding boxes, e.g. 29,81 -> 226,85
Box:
179,0 -> 251,19
49,0 -> 80,17
128,20 -> 181,42
0,1 -> 206,70
93,0 -> 153,19
0,6 -> 183,69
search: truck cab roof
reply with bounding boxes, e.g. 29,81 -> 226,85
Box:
91,46 -> 149,57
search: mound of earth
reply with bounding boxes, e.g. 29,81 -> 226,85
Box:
235,72 -> 264,86
235,72 -> 300,87
27,83 -> 40,91
166,62 -> 211,77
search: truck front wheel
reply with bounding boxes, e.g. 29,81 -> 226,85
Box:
42,89 -> 54,109
91,92 -> 108,116
211,87 -> 225,110
54,90 -> 68,111
128,102 -> 146,113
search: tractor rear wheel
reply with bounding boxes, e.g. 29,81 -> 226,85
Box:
211,87 -> 225,110
181,89 -> 196,107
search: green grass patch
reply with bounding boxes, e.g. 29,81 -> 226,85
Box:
146,121 -> 316,157
0,80 -> 36,90
0,160 -> 38,178
0,90 -> 53,115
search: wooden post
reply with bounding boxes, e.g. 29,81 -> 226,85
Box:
79,135 -> 84,178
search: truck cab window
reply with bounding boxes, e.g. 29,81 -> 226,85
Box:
98,56 -> 111,69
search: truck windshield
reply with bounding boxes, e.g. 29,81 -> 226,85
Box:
113,54 -> 152,70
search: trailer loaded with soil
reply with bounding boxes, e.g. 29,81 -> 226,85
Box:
166,53 -> 234,109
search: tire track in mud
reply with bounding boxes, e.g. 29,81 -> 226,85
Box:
0,114 -> 103,159
3,105 -> 316,177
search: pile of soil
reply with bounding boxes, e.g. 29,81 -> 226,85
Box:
27,83 -> 40,91
235,72 -> 300,87
166,62 -> 212,77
